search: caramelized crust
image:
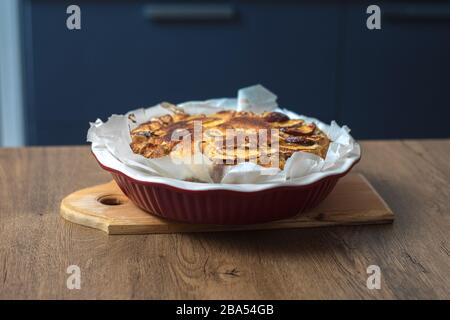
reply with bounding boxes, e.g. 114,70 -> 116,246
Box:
130,109 -> 330,169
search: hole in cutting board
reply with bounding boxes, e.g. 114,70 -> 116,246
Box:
98,194 -> 128,206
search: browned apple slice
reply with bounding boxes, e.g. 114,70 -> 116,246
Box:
132,131 -> 153,138
281,123 -> 316,136
201,117 -> 227,128
159,115 -> 173,124
143,121 -> 162,131
262,112 -> 290,123
285,136 -> 316,146
270,119 -> 304,128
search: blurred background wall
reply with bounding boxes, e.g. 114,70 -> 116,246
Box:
0,0 -> 25,146
1,0 -> 450,146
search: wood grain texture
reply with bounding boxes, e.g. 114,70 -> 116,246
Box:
60,175 -> 393,234
0,141 -> 449,299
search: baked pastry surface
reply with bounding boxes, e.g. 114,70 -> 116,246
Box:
130,105 -> 330,169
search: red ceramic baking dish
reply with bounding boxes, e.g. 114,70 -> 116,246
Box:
93,152 -> 360,225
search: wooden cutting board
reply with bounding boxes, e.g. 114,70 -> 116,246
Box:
60,174 -> 393,234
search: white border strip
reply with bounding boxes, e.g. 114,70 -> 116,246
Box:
0,0 -> 25,147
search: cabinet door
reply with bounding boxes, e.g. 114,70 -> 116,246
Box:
23,1 -> 340,145
339,3 -> 450,139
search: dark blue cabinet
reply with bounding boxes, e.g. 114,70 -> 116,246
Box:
338,3 -> 450,139
22,1 -> 450,144
23,0 -> 340,145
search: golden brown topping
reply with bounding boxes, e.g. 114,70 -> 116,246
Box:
130,108 -> 330,169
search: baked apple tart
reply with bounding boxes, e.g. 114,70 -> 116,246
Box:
130,103 -> 330,169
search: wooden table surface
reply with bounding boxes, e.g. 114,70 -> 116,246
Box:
0,140 -> 449,299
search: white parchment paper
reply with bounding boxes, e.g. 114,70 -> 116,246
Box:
87,85 -> 361,190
